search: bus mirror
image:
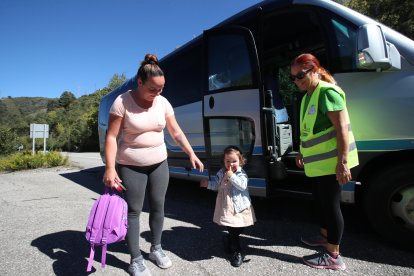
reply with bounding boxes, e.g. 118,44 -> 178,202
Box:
356,24 -> 401,70
387,42 -> 401,70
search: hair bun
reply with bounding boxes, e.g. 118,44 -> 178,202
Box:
142,53 -> 159,66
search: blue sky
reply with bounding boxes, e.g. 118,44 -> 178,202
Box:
0,0 -> 262,99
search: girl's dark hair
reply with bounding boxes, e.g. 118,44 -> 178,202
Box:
136,53 -> 164,83
291,53 -> 336,84
222,145 -> 247,166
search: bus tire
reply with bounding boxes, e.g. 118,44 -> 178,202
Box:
364,163 -> 414,248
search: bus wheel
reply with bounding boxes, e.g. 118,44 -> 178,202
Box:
364,163 -> 414,248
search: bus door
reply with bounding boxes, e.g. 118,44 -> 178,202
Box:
202,26 -> 270,197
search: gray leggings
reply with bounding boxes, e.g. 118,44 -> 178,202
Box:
117,160 -> 169,259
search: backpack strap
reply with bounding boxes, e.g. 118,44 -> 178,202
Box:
102,195 -> 120,242
101,244 -> 108,269
100,195 -> 118,269
86,189 -> 125,272
85,193 -> 110,272
86,244 -> 95,272
89,194 -> 110,243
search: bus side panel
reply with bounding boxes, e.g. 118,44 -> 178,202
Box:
165,101 -> 206,177
335,71 -> 414,146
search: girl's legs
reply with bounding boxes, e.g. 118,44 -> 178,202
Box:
227,226 -> 245,267
227,226 -> 244,253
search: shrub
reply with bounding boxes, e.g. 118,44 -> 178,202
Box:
0,127 -> 19,155
45,151 -> 69,167
0,151 -> 69,172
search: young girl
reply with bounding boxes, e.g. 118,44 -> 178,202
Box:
200,146 -> 256,267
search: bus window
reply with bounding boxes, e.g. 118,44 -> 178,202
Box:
264,74 -> 289,123
261,9 -> 332,150
330,18 -> 358,71
208,34 -> 255,92
161,43 -> 202,107
207,117 -> 254,157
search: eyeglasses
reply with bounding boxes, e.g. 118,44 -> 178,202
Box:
289,67 -> 313,81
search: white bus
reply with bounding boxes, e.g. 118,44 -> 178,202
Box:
98,0 -> 414,247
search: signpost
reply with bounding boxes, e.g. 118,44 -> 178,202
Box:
30,124 -> 49,155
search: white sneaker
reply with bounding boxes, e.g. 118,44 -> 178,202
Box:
128,255 -> 152,276
149,245 -> 172,269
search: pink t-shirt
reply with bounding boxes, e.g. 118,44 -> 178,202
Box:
109,90 -> 174,166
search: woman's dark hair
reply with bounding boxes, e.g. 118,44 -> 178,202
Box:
221,145 -> 247,166
136,53 -> 164,83
291,53 -> 336,84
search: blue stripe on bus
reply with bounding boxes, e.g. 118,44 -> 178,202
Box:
167,145 -> 205,152
169,166 -> 209,177
252,147 -> 262,154
167,139 -> 414,153
248,178 -> 266,188
356,139 -> 414,151
168,139 -> 414,154
169,166 -> 266,188
166,143 -> 263,155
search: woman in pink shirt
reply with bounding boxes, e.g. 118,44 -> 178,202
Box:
103,53 -> 204,276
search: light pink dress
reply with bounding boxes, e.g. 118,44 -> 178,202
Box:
213,176 -> 256,227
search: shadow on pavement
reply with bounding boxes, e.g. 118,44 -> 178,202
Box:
31,230 -> 129,276
160,179 -> 414,267
60,166 -> 106,195
42,169 -> 414,271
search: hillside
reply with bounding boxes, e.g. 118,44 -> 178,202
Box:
0,97 -> 53,124
0,73 -> 126,153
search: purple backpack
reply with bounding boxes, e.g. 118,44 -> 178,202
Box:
85,188 -> 128,272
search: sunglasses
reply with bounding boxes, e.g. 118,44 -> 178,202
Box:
289,67 -> 313,81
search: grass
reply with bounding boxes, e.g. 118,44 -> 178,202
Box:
0,151 -> 69,172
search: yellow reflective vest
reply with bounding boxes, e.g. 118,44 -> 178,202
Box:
299,81 -> 359,177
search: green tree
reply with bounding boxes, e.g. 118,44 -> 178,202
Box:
108,73 -> 127,91
58,91 -> 76,109
47,99 -> 60,111
0,127 -> 19,155
341,0 -> 414,40
0,73 -> 128,153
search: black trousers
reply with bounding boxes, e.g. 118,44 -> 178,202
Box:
227,226 -> 245,252
310,174 -> 344,245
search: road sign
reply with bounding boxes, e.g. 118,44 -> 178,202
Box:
30,124 -> 49,138
30,124 -> 49,154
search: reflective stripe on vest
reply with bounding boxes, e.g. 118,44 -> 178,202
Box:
299,81 -> 359,177
301,124 -> 352,149
303,141 -> 357,164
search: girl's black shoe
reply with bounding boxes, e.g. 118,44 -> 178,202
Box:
230,252 -> 243,267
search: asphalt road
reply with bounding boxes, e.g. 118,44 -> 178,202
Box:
0,152 -> 413,276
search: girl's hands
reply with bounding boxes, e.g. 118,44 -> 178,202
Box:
225,164 -> 236,177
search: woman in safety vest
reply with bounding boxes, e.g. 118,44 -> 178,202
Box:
290,53 -> 358,271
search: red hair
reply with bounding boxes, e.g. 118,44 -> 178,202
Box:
291,53 -> 336,84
